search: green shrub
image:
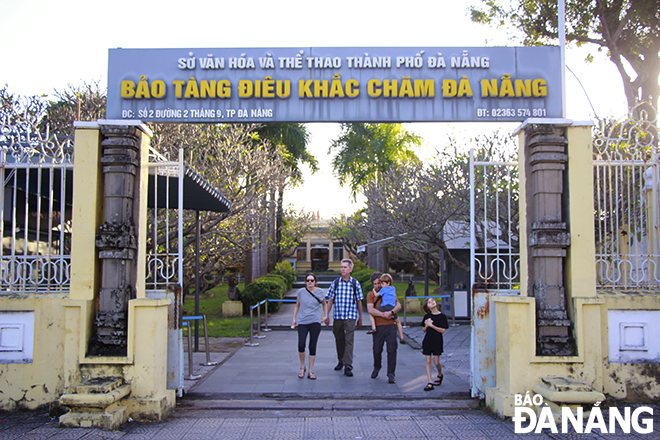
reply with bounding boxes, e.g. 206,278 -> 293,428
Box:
242,274 -> 287,313
353,267 -> 376,297
272,261 -> 296,289
261,274 -> 288,292
352,260 -> 368,271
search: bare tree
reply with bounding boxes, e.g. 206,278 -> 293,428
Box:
365,162 -> 470,277
40,81 -> 106,136
363,130 -> 519,282
279,208 -> 315,259
329,210 -> 369,261
149,123 -> 293,292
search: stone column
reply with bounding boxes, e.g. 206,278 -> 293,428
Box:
523,124 -> 573,356
89,124 -> 142,356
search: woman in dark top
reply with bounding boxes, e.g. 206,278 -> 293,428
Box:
421,297 -> 448,391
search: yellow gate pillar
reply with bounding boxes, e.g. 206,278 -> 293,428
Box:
486,120 -> 603,418
62,121 -> 174,428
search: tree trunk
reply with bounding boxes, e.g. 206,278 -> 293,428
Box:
275,184 -> 284,264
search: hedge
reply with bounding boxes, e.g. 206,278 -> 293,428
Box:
242,274 -> 287,313
352,267 -> 376,301
272,260 -> 296,290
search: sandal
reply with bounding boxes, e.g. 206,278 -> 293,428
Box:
307,372 -> 317,380
424,382 -> 434,391
366,329 -> 376,334
298,367 -> 306,379
434,375 -> 443,386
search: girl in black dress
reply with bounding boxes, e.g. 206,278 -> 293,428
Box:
421,297 -> 448,391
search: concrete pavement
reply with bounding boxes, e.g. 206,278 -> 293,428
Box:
2,290 -> 659,439
184,296 -> 470,399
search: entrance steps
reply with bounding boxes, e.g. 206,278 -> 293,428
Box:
176,396 -> 478,414
293,274 -> 336,289
59,377 -> 131,430
292,281 -> 332,289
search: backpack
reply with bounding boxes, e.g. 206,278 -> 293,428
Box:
332,277 -> 359,303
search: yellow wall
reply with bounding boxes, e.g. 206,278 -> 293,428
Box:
565,125 -> 598,299
488,123 -> 603,417
69,125 -> 103,301
488,122 -> 660,417
0,296 -> 67,410
600,293 -> 660,401
0,122 -> 174,419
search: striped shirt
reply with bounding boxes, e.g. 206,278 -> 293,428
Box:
327,276 -> 363,320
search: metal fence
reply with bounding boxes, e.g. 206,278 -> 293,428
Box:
594,104 -> 660,290
0,123 -> 73,294
469,150 -> 520,293
146,148 -> 183,292
0,120 -> 184,295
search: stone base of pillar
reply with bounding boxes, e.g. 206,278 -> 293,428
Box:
59,377 -> 130,430
485,387 -> 516,418
536,334 -> 575,356
405,298 -> 422,314
124,392 -> 175,422
532,376 -> 605,423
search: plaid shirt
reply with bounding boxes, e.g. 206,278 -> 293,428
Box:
327,276 -> 363,320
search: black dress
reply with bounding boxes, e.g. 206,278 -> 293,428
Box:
421,313 -> 449,356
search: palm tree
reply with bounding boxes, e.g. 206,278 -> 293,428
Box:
329,123 -> 421,198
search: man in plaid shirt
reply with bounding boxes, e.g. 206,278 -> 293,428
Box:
325,259 -> 363,376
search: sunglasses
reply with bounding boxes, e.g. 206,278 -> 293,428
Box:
306,279 -> 315,282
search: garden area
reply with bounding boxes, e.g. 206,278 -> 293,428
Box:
182,261 -> 439,338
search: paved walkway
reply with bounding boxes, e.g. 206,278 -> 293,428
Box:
3,290 -> 659,439
184,297 -> 470,399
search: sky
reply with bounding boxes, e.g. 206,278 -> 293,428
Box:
0,0 -> 630,218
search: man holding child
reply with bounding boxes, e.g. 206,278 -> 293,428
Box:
366,272 -> 402,384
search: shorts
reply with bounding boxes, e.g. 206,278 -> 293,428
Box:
422,347 -> 443,356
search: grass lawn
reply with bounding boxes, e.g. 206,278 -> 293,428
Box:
182,282 -> 250,338
391,281 -> 443,319
181,279 -> 442,336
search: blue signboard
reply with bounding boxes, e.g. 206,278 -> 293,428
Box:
107,47 -> 562,123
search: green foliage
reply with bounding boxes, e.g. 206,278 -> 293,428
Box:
350,263 -> 380,304
352,268 -> 374,294
182,282 -> 250,337
330,123 -> 422,198
272,260 -> 296,289
256,123 -> 316,181
242,274 -> 287,312
468,0 -> 660,110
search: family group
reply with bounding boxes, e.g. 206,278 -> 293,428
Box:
291,259 -> 448,391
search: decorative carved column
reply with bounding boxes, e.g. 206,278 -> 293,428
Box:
89,124 -> 141,356
523,124 -> 574,356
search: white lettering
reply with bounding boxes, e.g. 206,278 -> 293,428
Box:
585,407 -> 607,434
513,407 -> 536,434
632,407 -> 653,434
535,407 -> 558,434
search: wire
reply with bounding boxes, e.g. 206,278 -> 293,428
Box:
566,65 -> 599,119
